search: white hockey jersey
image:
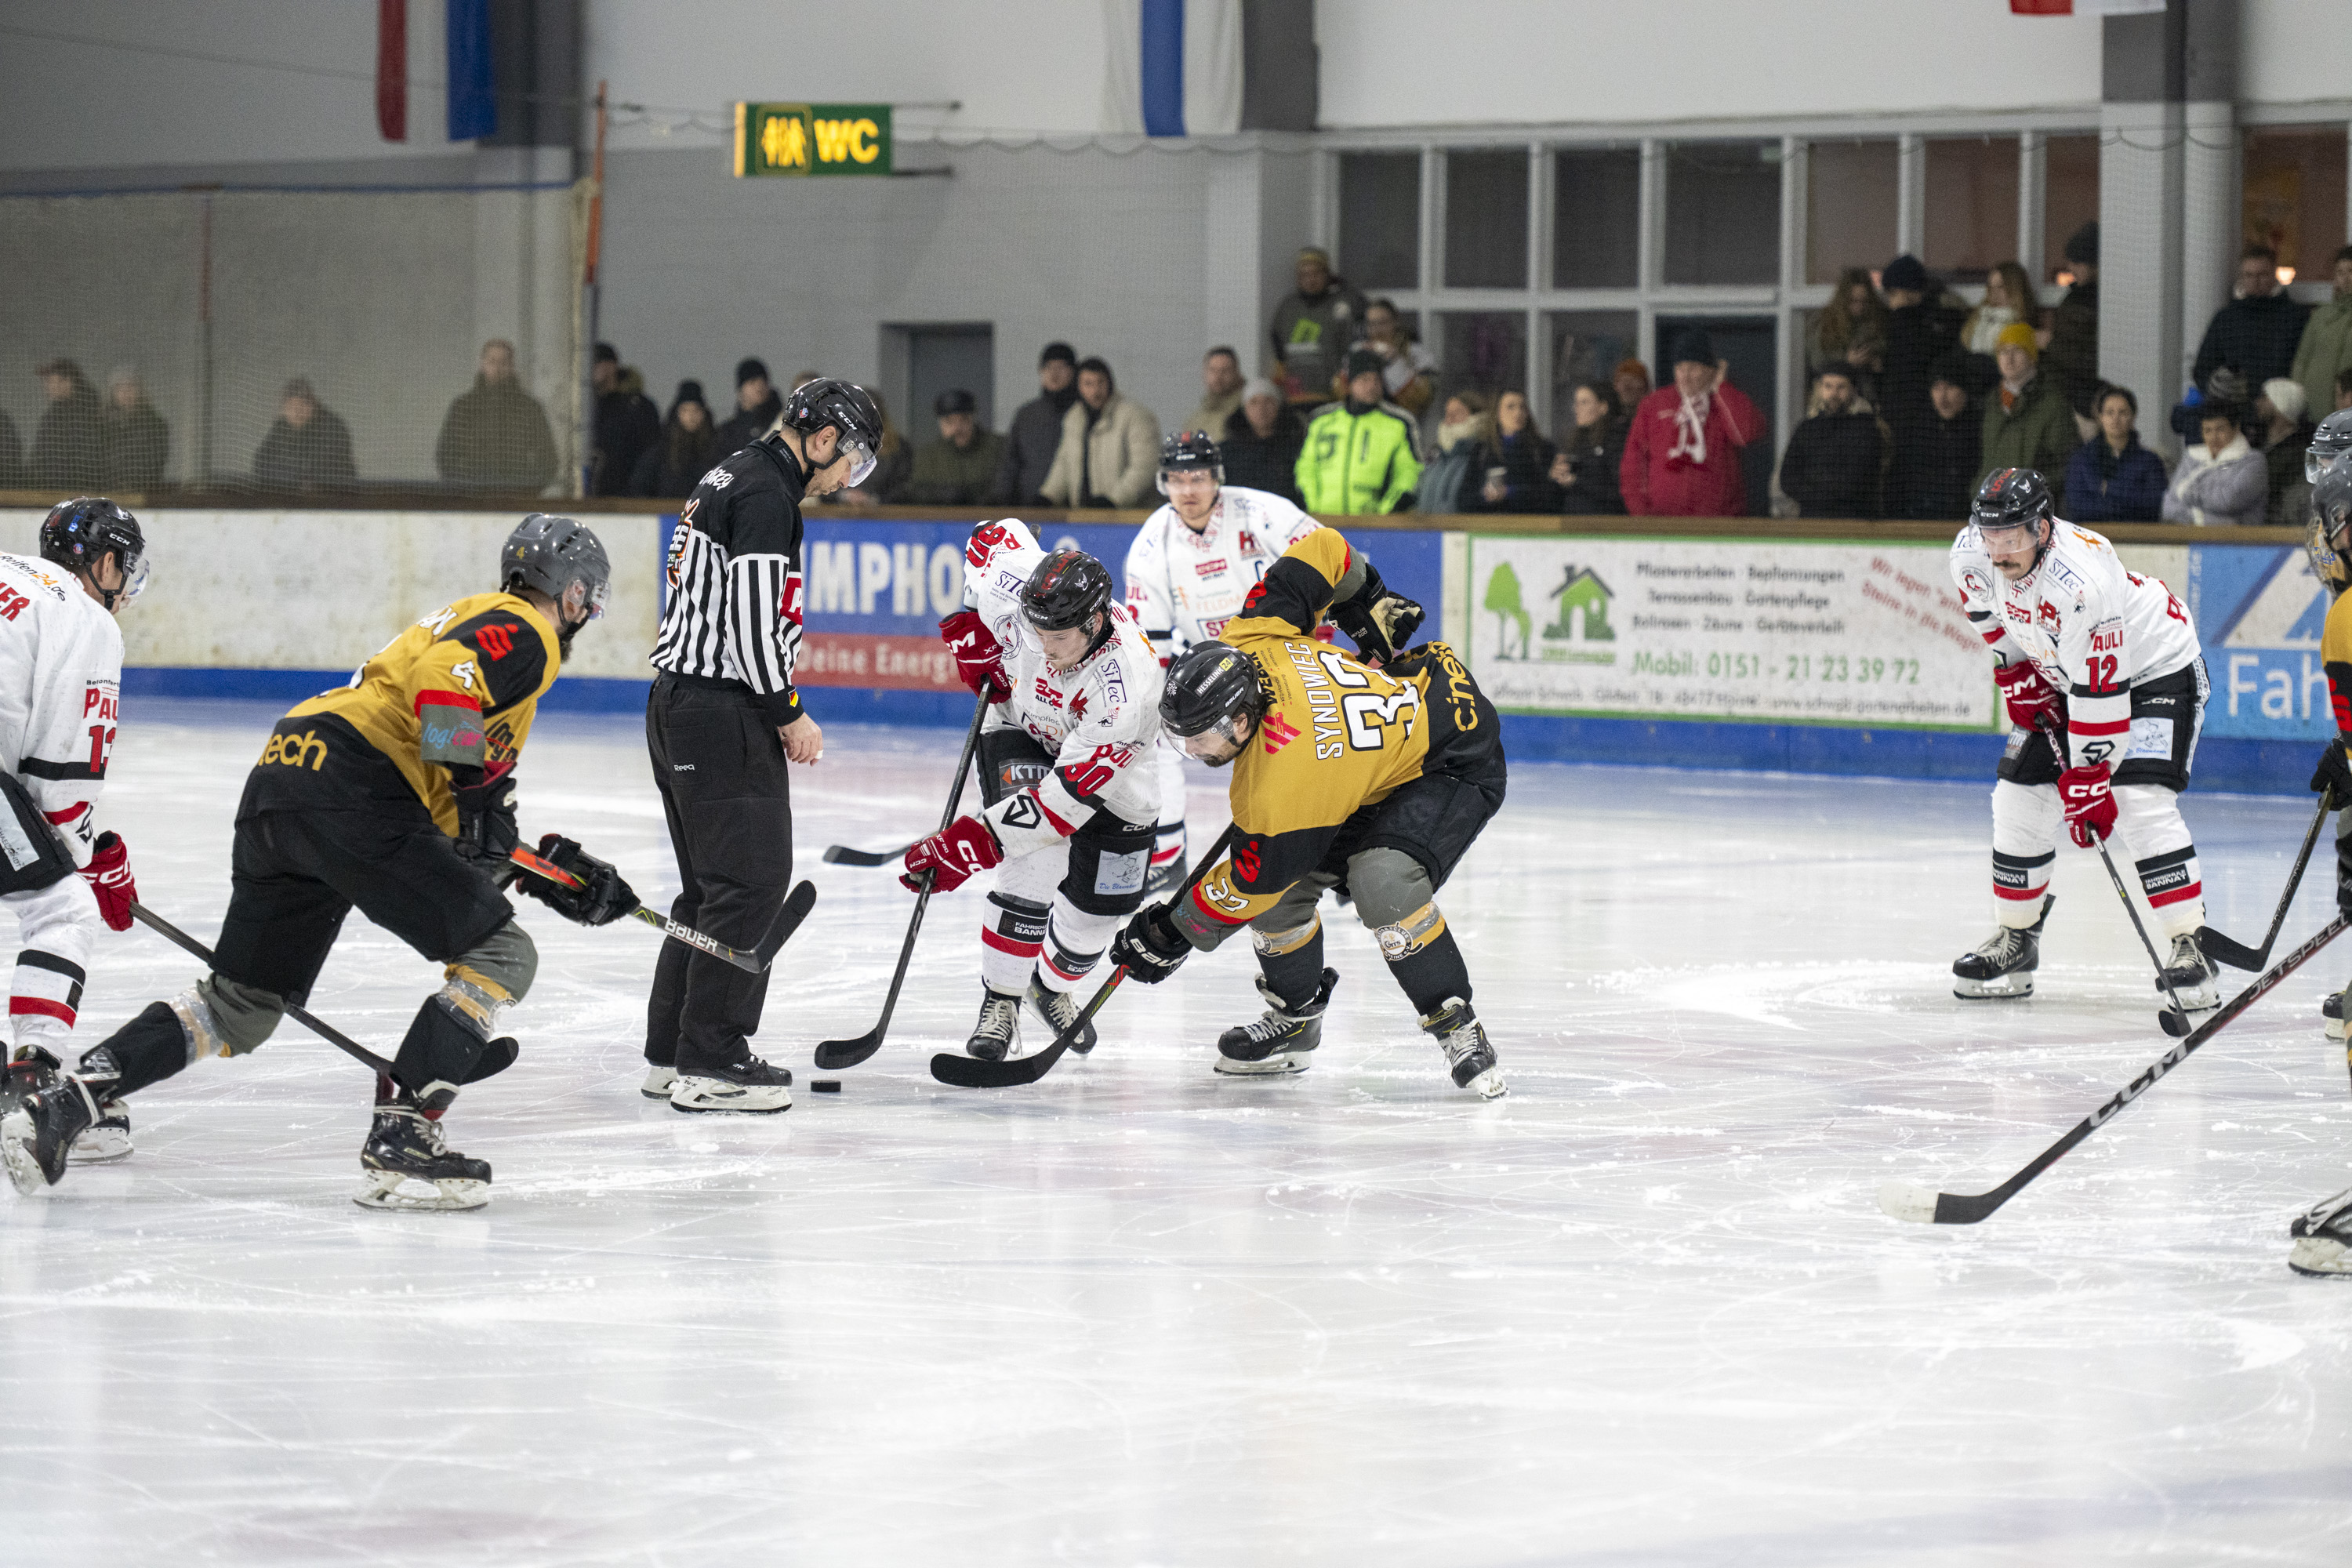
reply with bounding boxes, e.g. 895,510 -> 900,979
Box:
0,553 -> 122,866
1123,486 -> 1323,661
964,519 -> 1166,855
1949,521 -> 2201,769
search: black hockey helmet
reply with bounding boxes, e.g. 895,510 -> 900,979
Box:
2310,462 -> 2352,592
1160,642 -> 1269,765
1971,468 -> 2054,539
1022,548 -> 1115,633
781,377 -> 884,486
1156,430 -> 1224,493
41,496 -> 146,608
2310,407 -> 2352,485
503,514 -> 611,623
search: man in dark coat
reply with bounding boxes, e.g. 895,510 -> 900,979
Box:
1778,368 -> 1887,518
31,358 -> 104,492
2044,222 -> 2102,423
433,339 -> 557,492
1218,378 -> 1305,503
714,358 -> 783,455
252,378 -> 358,492
590,343 -> 661,496
2193,246 -> 2313,394
1877,255 -> 1962,458
1888,354 -> 1984,519
989,341 -> 1080,506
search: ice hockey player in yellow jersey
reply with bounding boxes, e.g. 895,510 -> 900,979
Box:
1109,524 -> 1509,1096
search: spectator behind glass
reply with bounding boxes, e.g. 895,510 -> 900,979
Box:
630,380 -> 719,499
1620,332 -> 1764,517
2193,245 -> 2312,395
714,358 -> 783,454
992,341 -> 1080,506
828,390 -> 910,509
1218,377 -> 1305,505
0,407 -> 23,491
1547,382 -> 1627,516
905,387 -> 1008,506
1807,269 -> 1888,405
1040,357 -> 1160,509
1877,252 -> 1962,464
2338,366 -> 2352,414
1960,262 -> 2039,356
101,365 -> 169,490
2258,376 -> 2315,525
1888,354 -> 1983,519
1416,391 -> 1492,514
2163,402 -> 2267,526
252,377 -> 358,493
1468,390 -> 1558,514
31,358 -> 104,492
2292,245 -> 2352,424
589,341 -> 660,497
434,338 -> 557,492
1613,358 -> 1652,414
1775,366 -> 1887,519
1269,246 -> 1367,405
1978,323 -> 2075,512
2063,385 -> 2167,524
2045,223 -> 2103,432
1298,349 -> 1424,514
1179,347 -> 1246,447
1345,298 -> 1437,416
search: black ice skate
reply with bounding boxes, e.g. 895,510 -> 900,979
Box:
670,1054 -> 792,1113
2321,990 -> 2347,1042
1419,995 -> 1506,1099
1952,898 -> 2052,1000
2157,931 -> 2219,1011
2289,1187 -> 2352,1277
1024,977 -> 1096,1056
1214,968 -> 1338,1078
1142,851 -> 1188,898
1,1070 -> 101,1195
1,1046 -> 57,1118
356,1098 -> 491,1211
964,985 -> 1023,1062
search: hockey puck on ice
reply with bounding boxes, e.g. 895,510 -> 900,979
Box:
811,1080 -> 841,1093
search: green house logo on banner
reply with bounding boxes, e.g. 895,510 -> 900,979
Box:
734,103 -> 893,176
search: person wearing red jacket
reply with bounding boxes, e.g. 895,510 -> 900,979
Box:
1620,331 -> 1766,516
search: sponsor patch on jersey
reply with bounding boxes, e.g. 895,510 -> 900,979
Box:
1260,713 -> 1301,754
2037,601 -> 2061,635
699,466 -> 734,490
1032,676 -> 1064,709
2044,555 -> 2084,594
1094,848 -> 1147,898
1192,559 -> 1227,579
1102,660 -> 1126,705
1962,570 -> 1989,598
2125,716 -> 2176,762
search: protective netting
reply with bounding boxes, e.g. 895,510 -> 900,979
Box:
0,186 -> 583,502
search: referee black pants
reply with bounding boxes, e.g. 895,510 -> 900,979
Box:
644,674 -> 795,1073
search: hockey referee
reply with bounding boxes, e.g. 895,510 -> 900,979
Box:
644,377 -> 884,1112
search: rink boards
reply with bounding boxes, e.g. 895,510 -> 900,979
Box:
2,506 -> 2323,793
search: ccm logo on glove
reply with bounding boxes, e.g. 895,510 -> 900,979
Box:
79,830 -> 136,933
901,815 -> 1004,894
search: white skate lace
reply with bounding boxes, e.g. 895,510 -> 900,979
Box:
1972,928 -> 2027,964
976,998 -> 1020,1043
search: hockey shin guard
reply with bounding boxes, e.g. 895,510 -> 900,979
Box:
1376,904 -> 1472,1018
981,891 -> 1049,994
2114,784 -> 2203,938
1990,779 -> 2060,928
85,1001 -> 192,1098
1250,914 -> 1327,1012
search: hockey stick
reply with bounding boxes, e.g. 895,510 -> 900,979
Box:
822,840 -> 915,868
128,901 -> 395,1076
2039,722 -> 2196,1039
507,846 -> 799,975
931,822 -> 1240,1090
2198,790 -> 2332,971
1881,912 -> 2350,1225
811,690 -> 993,1070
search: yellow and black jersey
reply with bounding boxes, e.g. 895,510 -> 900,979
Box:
1185,526 -> 1500,931
242,592 -> 561,833
2328,585 -> 2352,763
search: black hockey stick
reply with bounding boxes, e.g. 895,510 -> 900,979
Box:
2039,721 -> 2196,1038
1881,912 -> 2350,1225
508,846 -> 797,975
931,823 -> 1239,1090
2198,789 -> 2332,971
129,901 -> 396,1076
812,690 -> 993,1070
822,840 -> 915,868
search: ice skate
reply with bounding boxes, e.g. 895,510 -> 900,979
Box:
1952,898 -> 2050,1000
964,985 -> 1023,1062
2289,1187 -> 2352,1277
67,1098 -> 131,1163
1024,977 -> 1096,1055
1419,995 -> 1505,1099
2,1071 -> 101,1195
1214,968 -> 1337,1078
640,1063 -> 677,1100
2156,931 -> 2218,1011
355,1098 -> 491,1210
1142,850 -> 1188,898
670,1053 -> 792,1113
2321,989 -> 2347,1042
1,1046 -> 57,1119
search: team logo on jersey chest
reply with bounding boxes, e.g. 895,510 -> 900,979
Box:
1192,559 -> 1227,579
2038,601 -> 2062,634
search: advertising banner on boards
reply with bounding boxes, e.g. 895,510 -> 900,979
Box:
2187,543 -> 2332,742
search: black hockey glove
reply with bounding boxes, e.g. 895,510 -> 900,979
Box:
516,833 -> 639,927
1327,561 -> 1426,666
2313,740 -> 2352,809
1110,902 -> 1192,985
449,763 -> 520,868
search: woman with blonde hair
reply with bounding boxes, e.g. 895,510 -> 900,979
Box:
1807,268 -> 1888,404
1962,262 -> 2041,356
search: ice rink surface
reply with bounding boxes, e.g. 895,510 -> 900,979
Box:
7,699 -> 2352,1566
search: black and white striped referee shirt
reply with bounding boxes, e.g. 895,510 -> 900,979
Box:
650,435 -> 809,726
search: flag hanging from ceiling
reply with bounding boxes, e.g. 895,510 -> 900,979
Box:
376,0 -> 406,142
1101,0 -> 1242,137
447,0 -> 497,141
2009,0 -> 2168,15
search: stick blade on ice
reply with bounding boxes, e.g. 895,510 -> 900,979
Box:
1877,1181 -> 1943,1225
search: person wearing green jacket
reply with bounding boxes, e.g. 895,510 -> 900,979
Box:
1297,350 -> 1425,514
1977,324 -> 2078,514
2292,246 -> 2352,424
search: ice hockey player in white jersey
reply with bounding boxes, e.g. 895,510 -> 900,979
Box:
0,499 -> 146,1161
1124,432 -> 1327,893
1947,468 -> 2215,1007
912,519 -> 1166,1060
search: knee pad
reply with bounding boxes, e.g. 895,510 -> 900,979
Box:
1991,779 -> 2062,858
392,996 -> 492,1112
1370,899 -> 1450,963
186,975 -> 285,1058
1345,847 -> 1436,931
1036,904 -> 1118,992
441,918 -> 535,1036
1250,914 -> 1323,957
2112,782 -> 2191,854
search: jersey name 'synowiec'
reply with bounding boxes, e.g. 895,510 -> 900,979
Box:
0,552 -> 124,864
1123,485 -> 1323,659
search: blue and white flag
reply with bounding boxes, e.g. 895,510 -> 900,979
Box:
1101,0 -> 1242,137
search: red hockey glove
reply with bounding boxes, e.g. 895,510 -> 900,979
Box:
939,608 -> 1011,702
1994,659 -> 2060,733
79,831 -> 136,933
2059,764 -> 2118,848
901,815 -> 1004,894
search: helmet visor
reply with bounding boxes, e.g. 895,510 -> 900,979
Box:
1973,516 -> 2038,549
114,543 -> 148,608
580,577 -> 608,622
840,437 -> 877,488
2310,446 -> 2347,485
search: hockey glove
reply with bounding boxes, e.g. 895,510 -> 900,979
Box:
1994,659 -> 2061,734
515,833 -> 638,927
78,832 -> 136,933
2058,763 -> 2118,848
939,608 -> 1012,702
1328,561 -> 1427,666
450,762 -> 519,866
1109,902 -> 1192,985
2313,739 -> 2352,809
2339,826 -> 2352,920
901,815 -> 1003,895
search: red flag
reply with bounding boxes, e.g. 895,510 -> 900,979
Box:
376,0 -> 407,142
